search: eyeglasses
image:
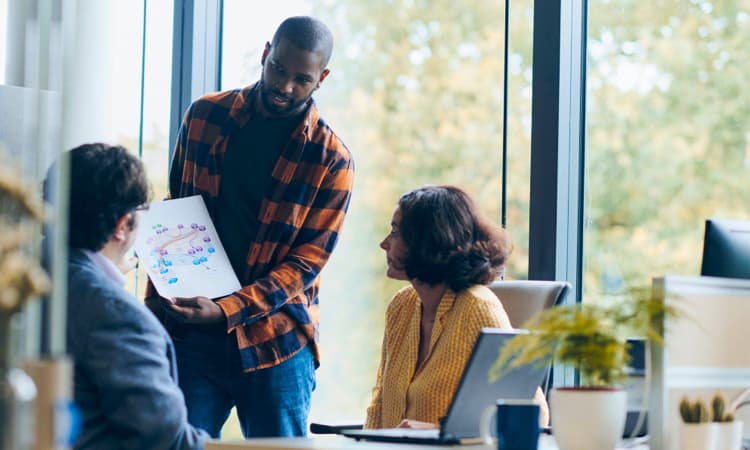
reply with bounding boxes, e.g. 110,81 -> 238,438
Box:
133,203 -> 150,212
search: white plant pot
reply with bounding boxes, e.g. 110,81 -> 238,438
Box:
550,387 -> 626,450
680,422 -> 717,450
714,421 -> 743,450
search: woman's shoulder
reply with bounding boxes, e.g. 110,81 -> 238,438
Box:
386,285 -> 418,315
455,284 -> 511,327
461,284 -> 501,305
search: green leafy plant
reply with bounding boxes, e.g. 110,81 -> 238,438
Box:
489,286 -> 680,388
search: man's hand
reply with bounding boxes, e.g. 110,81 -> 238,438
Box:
165,296 -> 226,324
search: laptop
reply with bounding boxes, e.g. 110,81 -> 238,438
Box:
621,338 -> 648,438
342,328 -> 549,445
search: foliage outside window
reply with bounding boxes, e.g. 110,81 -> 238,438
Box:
584,0 -> 750,300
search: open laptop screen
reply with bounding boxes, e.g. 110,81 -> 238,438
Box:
440,328 -> 549,440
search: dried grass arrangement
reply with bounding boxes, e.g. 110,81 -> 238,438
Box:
0,160 -> 50,318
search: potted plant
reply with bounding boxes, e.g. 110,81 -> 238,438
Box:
489,286 -> 678,450
710,392 -> 743,450
679,392 -> 744,450
679,396 -> 715,450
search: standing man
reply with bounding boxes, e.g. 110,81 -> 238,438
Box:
147,16 -> 354,438
44,143 -> 209,450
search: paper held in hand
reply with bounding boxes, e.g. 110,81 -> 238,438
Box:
133,195 -> 241,299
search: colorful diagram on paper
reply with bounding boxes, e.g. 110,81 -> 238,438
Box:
134,195 -> 241,299
145,222 -> 220,287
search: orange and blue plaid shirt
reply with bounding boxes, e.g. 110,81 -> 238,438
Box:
161,82 -> 354,371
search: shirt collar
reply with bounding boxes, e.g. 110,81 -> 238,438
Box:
234,82 -> 318,140
81,249 -> 126,286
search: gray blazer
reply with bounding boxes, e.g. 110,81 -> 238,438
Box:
66,249 -> 208,450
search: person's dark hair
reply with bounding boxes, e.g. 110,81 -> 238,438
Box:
397,185 -> 512,292
43,143 -> 150,251
271,16 -> 334,69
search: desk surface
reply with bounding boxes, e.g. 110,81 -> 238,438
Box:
205,435 -> 648,449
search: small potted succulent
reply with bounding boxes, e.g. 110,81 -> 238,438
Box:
710,392 -> 743,450
489,286 -> 679,450
678,392 -> 744,450
680,396 -> 716,450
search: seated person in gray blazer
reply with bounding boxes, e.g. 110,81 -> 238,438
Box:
43,143 -> 208,450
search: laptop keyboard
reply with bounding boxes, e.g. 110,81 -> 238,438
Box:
365,428 -> 441,438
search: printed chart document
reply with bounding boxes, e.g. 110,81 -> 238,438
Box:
134,195 -> 241,299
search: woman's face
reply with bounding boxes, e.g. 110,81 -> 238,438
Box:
380,206 -> 408,280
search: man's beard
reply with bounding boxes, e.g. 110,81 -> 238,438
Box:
258,78 -> 310,117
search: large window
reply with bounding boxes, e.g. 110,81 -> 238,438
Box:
98,1 -> 173,200
89,1 -> 174,295
583,1 -> 750,301
0,0 -> 7,84
221,0 -> 534,434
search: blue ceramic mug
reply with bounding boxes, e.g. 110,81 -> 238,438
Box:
480,399 -> 540,450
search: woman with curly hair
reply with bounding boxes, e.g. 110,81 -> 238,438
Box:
364,185 -> 549,429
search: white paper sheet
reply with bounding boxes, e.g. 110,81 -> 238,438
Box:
134,195 -> 241,299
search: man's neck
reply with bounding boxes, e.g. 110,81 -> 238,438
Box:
99,240 -> 124,267
81,245 -> 127,286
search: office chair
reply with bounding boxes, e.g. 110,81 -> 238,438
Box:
487,279 -> 571,328
488,279 -> 571,398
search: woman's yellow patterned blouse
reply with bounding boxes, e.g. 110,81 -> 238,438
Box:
364,284 -> 549,429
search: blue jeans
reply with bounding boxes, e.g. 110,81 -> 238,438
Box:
172,327 -> 316,438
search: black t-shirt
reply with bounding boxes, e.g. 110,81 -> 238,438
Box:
215,113 -> 301,280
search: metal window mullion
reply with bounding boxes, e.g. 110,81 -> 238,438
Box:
528,0 -> 587,387
556,0 -> 586,298
168,0 -> 222,165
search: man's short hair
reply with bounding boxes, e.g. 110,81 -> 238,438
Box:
44,143 -> 150,251
272,16 -> 334,69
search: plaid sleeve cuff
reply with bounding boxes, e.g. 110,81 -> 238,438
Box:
216,294 -> 247,332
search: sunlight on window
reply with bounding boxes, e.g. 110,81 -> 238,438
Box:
0,0 -> 7,85
94,2 -> 173,298
220,0 -> 312,89
584,1 -> 750,301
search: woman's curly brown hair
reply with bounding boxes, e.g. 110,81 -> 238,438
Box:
397,185 -> 512,292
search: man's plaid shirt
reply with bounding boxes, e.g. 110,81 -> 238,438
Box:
158,82 -> 354,371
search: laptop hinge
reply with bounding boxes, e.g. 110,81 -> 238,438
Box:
437,415 -> 448,439
458,437 -> 485,445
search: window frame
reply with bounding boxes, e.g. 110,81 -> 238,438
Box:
528,0 -> 587,386
168,0 -> 223,164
